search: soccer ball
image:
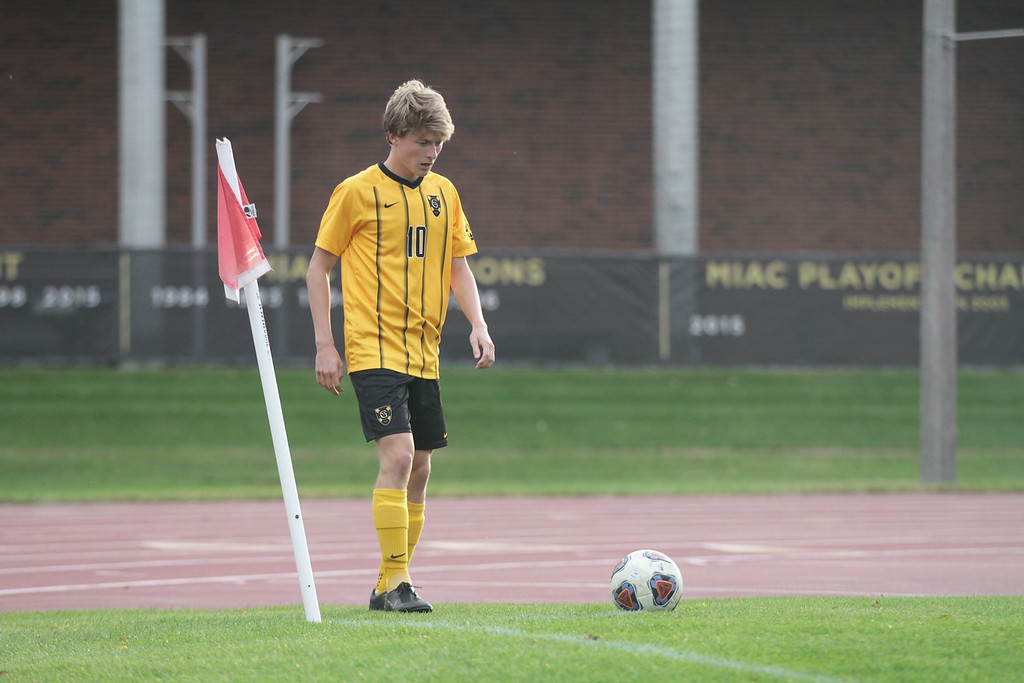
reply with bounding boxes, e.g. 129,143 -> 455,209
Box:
609,549 -> 683,611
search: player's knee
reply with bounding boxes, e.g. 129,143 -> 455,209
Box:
410,454 -> 431,482
377,439 -> 414,479
380,450 -> 413,474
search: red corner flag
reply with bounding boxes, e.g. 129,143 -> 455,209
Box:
212,138 -> 321,623
216,138 -> 271,302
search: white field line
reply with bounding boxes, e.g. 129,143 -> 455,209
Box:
332,617 -> 849,683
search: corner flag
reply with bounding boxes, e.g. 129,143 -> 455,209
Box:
216,140 -> 272,302
215,138 -> 321,623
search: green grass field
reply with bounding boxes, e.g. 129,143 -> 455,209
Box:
1,366 -> 1022,501
1,366 -> 1022,681
3,599 -> 1023,681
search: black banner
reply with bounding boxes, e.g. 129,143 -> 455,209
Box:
1,248 -> 1022,366
691,257 -> 1024,365
0,249 -> 120,361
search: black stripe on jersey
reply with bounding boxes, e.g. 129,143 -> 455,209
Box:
372,186 -> 385,368
401,188 -> 412,374
436,190 -> 451,332
416,188 -> 430,376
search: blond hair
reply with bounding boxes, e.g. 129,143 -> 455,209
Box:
382,79 -> 455,141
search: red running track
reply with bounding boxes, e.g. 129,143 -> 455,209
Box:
2,494 -> 1022,613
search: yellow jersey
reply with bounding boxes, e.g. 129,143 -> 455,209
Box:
315,163 -> 478,379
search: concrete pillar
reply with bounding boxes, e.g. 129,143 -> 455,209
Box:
652,0 -> 699,256
119,0 -> 166,247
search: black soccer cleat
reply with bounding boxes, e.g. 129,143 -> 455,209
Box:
368,582 -> 433,613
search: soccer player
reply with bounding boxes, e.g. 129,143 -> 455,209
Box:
306,80 -> 495,613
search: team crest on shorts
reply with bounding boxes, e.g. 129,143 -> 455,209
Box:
428,195 -> 441,217
375,405 -> 393,426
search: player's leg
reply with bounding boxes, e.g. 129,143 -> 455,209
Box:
407,449 -> 431,561
372,443 -> 432,584
368,432 -> 431,612
349,370 -> 431,612
373,432 -> 416,593
406,378 -> 446,563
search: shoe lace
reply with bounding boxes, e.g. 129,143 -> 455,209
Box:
398,582 -> 420,596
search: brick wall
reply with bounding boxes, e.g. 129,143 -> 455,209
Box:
1,0 -> 1021,254
2,2 -> 118,246
700,0 -> 1024,254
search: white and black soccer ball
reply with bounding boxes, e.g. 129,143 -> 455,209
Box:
609,549 -> 683,611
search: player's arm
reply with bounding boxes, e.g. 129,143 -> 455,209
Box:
450,256 -> 495,369
306,246 -> 345,394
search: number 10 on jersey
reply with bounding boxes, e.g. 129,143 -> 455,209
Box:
407,225 -> 427,258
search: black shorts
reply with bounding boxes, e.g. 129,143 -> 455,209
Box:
348,369 -> 448,450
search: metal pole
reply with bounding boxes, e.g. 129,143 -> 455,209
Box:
274,35 -> 323,249
166,35 -> 208,360
652,0 -> 699,256
192,34 -> 207,247
167,34 -> 207,246
953,28 -> 1024,41
167,34 -> 208,247
918,5 -> 1023,483
920,0 -> 957,483
274,34 -> 291,250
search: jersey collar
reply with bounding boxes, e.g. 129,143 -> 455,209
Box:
378,162 -> 424,189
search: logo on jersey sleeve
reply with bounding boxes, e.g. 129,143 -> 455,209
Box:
375,406 -> 393,426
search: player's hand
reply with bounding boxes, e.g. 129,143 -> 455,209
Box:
314,344 -> 345,395
469,326 -> 495,370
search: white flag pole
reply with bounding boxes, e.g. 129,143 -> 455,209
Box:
242,280 -> 322,623
216,138 -> 321,623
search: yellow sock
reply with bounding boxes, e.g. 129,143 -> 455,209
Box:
407,501 -> 425,561
372,488 -> 409,593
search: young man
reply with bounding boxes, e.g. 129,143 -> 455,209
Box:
306,80 -> 495,613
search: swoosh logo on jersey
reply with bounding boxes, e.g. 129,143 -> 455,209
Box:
384,202 -> 398,208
